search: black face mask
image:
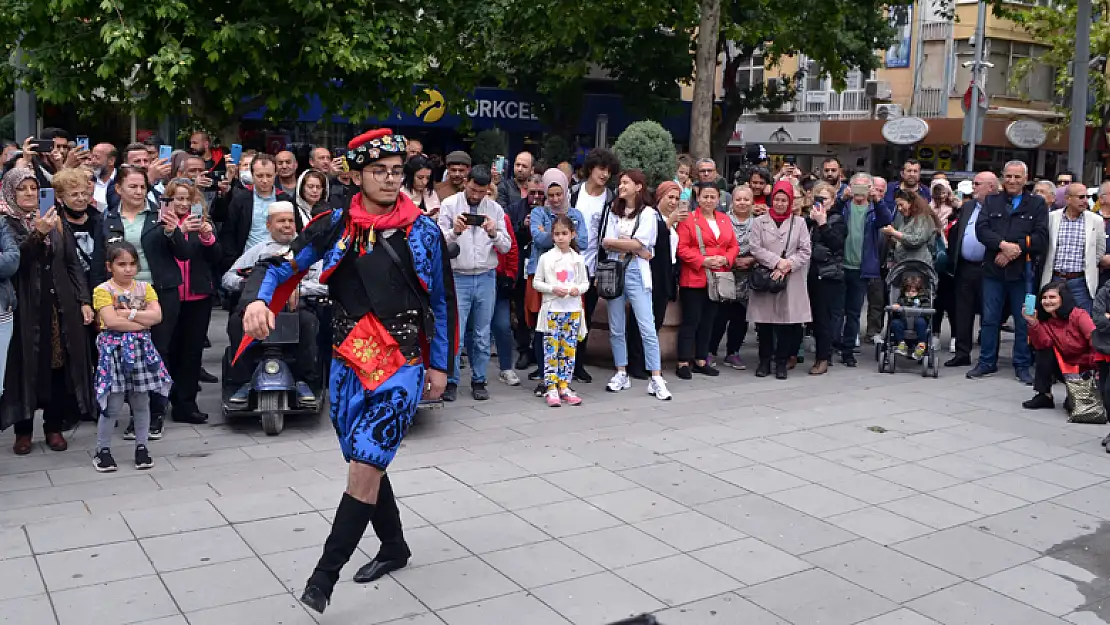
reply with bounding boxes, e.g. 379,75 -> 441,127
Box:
61,203 -> 87,220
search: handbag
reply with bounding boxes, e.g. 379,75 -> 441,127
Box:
749,216 -> 795,294
695,218 -> 737,302
594,206 -> 640,300
1053,348 -> 1108,424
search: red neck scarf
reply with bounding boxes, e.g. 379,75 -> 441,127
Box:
348,191 -> 421,232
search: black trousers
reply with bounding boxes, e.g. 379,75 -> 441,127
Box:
952,261 -> 984,360
757,323 -> 804,365
167,297 -> 213,416
149,288 -> 182,418
709,301 -> 747,356
512,277 -> 530,357
865,278 -> 886,337
1099,362 -> 1110,413
808,277 -> 845,362
628,283 -> 669,376
1034,347 -> 1061,395
13,367 -> 76,436
227,307 -> 320,386
933,272 -> 956,336
678,287 -> 718,362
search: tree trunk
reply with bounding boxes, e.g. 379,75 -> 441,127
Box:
710,102 -> 743,170
689,0 -> 721,160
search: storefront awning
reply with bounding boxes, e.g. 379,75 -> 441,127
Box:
820,117 -> 1068,151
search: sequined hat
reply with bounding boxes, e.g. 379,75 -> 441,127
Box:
346,128 -> 408,171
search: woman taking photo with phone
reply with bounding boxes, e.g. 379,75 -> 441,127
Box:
159,178 -> 220,424
104,167 -> 195,437
0,167 -> 96,454
806,182 -> 847,375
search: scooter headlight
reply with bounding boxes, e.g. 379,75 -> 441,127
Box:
264,360 -> 281,375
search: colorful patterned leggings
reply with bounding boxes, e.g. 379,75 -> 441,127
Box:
543,312 -> 582,390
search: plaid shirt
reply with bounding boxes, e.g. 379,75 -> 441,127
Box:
1053,212 -> 1086,274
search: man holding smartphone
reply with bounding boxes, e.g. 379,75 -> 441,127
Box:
437,165 -> 512,402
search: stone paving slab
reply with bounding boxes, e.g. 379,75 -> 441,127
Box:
2,314 -> 1110,624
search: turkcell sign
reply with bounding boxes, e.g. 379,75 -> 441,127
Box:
465,99 -> 540,121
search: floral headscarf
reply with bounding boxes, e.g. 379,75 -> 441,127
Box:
0,167 -> 39,230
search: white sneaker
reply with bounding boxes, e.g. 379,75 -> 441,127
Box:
499,370 -> 521,386
606,372 -> 631,392
648,376 -> 672,401
869,334 -> 883,345
949,338 -> 956,353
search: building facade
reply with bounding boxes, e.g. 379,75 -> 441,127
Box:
712,0 -> 1067,181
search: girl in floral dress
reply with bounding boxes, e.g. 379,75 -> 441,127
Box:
92,242 -> 172,472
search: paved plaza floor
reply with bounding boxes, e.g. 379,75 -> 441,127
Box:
1,313 -> 1110,624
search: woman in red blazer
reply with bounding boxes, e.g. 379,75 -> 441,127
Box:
675,181 -> 739,379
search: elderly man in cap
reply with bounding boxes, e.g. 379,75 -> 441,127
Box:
435,150 -> 471,200
222,201 -> 322,406
240,129 -> 457,614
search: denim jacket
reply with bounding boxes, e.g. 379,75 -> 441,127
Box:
0,220 -> 19,313
527,206 -> 588,275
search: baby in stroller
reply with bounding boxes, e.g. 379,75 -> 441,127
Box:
891,273 -> 931,360
878,259 -> 939,376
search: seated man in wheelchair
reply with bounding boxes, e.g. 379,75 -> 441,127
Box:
223,201 -> 323,407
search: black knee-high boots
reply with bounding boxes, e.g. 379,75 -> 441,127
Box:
354,473 -> 411,583
300,492 -> 375,614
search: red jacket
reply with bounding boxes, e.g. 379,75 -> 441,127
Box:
676,211 -> 739,288
496,213 -> 519,280
1029,307 -> 1096,370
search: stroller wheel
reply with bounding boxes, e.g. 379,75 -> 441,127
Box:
921,355 -> 930,377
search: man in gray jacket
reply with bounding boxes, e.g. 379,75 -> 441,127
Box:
437,165 -> 512,401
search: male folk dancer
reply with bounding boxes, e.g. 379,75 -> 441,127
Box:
239,129 -> 456,613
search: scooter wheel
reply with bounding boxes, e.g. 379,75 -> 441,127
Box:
259,391 -> 287,436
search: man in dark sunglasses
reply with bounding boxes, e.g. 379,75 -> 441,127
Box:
1056,171 -> 1075,187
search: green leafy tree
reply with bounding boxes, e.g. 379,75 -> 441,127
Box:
541,135 -> 572,166
612,121 -> 677,187
486,0 -> 696,132
993,0 -> 1109,178
700,0 -> 913,161
0,0 -> 494,141
471,129 -> 507,171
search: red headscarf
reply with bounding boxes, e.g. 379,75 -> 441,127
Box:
769,180 -> 794,224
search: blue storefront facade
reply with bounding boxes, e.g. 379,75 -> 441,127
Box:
239,87 -> 691,161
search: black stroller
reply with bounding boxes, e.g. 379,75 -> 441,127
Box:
875,259 -> 939,378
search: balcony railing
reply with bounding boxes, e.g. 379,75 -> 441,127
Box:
799,89 -> 873,120
920,20 -> 952,41
913,87 -> 947,118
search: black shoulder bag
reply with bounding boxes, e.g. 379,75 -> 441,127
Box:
594,207 -> 640,300
749,216 -> 795,294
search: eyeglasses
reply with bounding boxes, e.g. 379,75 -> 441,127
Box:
367,167 -> 404,182
1056,180 -> 1071,186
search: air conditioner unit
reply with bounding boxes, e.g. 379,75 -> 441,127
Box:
875,103 -> 904,119
865,80 -> 893,101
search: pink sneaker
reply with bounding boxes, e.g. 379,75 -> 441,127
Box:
560,389 -> 583,406
545,390 -> 562,407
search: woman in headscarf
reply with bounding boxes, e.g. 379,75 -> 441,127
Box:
524,169 -> 587,391
747,180 -> 812,379
0,168 -> 97,454
295,168 -> 331,226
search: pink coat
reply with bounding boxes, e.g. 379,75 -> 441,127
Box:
747,214 -> 812,324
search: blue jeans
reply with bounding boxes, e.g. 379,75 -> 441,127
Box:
979,277 -> 1032,370
491,292 -> 514,372
1065,277 -> 1094,316
607,263 -> 661,371
451,270 -> 496,385
841,269 -> 867,357
891,316 -> 929,345
0,317 -> 11,397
